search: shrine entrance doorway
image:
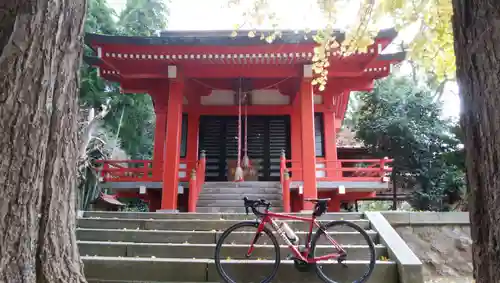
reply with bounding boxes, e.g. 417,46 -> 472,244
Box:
199,115 -> 291,181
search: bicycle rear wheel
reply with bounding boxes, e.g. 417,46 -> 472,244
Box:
310,220 -> 376,283
214,221 -> 281,283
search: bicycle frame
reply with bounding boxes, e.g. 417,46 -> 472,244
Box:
246,210 -> 347,264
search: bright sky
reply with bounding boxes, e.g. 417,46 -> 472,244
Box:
110,0 -> 461,119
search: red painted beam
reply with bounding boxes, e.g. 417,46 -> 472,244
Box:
186,105 -> 293,115
182,64 -> 303,78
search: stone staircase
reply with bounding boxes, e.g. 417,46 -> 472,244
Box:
78,211 -> 401,283
196,182 -> 284,213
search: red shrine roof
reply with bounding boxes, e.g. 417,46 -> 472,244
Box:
83,28 -> 405,85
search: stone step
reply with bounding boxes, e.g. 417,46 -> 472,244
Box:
88,280 -> 215,283
197,193 -> 282,201
79,241 -> 387,260
200,187 -> 281,194
81,211 -> 365,221
77,218 -> 371,232
82,256 -> 397,283
196,206 -> 284,213
203,181 -> 280,188
196,199 -> 283,207
77,229 -> 378,245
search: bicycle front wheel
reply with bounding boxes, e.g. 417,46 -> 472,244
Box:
310,220 -> 376,283
214,221 -> 281,283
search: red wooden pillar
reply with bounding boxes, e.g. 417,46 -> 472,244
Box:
299,70 -> 317,211
290,99 -> 303,180
186,113 -> 200,162
152,110 -> 167,180
323,111 -> 338,178
161,67 -> 184,211
151,87 -> 169,180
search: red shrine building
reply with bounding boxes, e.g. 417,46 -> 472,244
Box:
85,28 -> 404,213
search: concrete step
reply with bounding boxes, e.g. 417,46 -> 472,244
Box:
81,211 -> 365,221
89,281 -> 215,283
203,181 -> 280,188
77,229 -> 378,245
196,199 -> 283,207
82,256 -> 397,283
197,193 -> 282,201
79,241 -> 387,260
199,187 -> 281,194
196,206 -> 283,213
77,218 -> 371,232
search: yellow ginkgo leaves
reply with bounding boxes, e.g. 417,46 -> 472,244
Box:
227,0 -> 456,86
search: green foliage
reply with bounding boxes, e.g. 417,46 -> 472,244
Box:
118,0 -> 169,36
102,94 -> 155,159
78,0 -> 169,210
354,75 -> 465,211
78,127 -> 122,210
358,201 -> 394,212
80,0 -> 170,160
85,0 -> 118,34
120,198 -> 149,212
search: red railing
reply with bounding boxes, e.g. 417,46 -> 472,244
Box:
279,154 -> 393,183
96,160 -> 154,182
188,151 -> 206,212
95,158 -> 198,183
317,158 -> 393,182
278,151 -> 394,212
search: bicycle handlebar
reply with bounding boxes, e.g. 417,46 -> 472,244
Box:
243,197 -> 271,216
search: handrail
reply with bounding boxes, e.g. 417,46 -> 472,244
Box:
188,169 -> 197,212
188,151 -> 206,213
280,150 -> 291,212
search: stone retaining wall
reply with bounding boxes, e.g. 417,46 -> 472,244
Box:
381,212 -> 472,278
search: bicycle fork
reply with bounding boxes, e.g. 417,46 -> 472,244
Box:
245,222 -> 266,257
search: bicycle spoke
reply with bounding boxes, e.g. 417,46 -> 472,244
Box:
311,221 -> 376,283
215,222 -> 280,283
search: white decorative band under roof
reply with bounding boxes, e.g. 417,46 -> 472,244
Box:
98,65 -> 391,76
102,48 -> 377,61
364,66 -> 390,72
101,69 -> 120,75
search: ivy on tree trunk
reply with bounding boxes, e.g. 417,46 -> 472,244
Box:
451,0 -> 500,281
0,1 -> 87,282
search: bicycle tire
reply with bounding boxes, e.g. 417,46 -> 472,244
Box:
214,221 -> 281,283
310,220 -> 376,283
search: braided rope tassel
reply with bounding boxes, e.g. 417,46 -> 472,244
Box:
234,83 -> 244,182
242,92 -> 250,169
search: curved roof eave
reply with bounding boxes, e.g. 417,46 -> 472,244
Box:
84,27 -> 398,48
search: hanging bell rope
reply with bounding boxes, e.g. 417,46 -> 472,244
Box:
234,79 -> 244,182
242,92 -> 250,169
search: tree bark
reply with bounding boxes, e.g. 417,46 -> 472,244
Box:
0,1 -> 87,282
451,1 -> 500,282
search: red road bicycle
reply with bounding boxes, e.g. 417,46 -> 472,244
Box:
214,197 -> 376,283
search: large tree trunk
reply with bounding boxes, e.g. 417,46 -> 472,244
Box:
0,1 -> 87,282
451,1 -> 500,282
